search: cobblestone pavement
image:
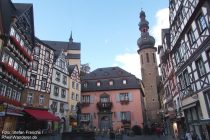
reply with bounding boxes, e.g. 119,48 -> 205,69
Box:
38,134 -> 176,140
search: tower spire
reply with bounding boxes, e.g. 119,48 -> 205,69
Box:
69,31 -> 73,43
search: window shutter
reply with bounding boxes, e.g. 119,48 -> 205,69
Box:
126,111 -> 131,121
116,112 -> 121,121
116,94 -> 120,102
129,93 -> 133,101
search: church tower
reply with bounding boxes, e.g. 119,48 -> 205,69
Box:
137,10 -> 160,126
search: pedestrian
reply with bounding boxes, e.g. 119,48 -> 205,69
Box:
185,130 -> 192,140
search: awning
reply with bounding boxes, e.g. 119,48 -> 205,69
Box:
24,109 -> 60,122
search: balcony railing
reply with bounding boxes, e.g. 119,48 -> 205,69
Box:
97,102 -> 112,111
81,101 -> 90,106
120,99 -> 129,104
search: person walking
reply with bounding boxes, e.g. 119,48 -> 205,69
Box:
185,130 -> 192,140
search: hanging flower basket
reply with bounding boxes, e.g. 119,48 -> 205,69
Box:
0,95 -> 22,106
2,63 -> 29,84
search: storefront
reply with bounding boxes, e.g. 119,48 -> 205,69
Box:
0,102 -> 23,131
23,109 -> 60,132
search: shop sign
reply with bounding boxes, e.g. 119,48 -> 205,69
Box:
0,104 -> 5,116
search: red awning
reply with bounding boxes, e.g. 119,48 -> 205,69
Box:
24,109 -> 60,122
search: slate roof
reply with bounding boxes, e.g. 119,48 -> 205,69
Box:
0,0 -> 16,35
43,40 -> 81,51
81,67 -> 142,92
35,36 -> 55,51
67,65 -> 77,75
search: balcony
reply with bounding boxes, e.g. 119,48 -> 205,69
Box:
97,102 -> 112,111
80,101 -> 90,106
120,99 -> 129,105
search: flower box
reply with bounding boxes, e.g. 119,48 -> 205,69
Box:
10,36 -> 32,61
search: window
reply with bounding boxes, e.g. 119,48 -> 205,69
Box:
196,57 -> 206,77
11,90 -> 17,100
183,70 -> 190,87
76,94 -> 79,101
50,101 -> 57,112
72,92 -> 75,100
41,78 -> 47,90
27,93 -> 33,105
146,53 -> 149,63
61,89 -> 66,98
30,75 -> 36,87
39,94 -> 44,105
175,51 -> 180,64
16,92 -> 21,101
109,80 -> 114,86
81,113 -> 90,121
10,27 -> 15,36
100,96 -> 109,102
123,80 -> 127,85
179,75 -> 185,90
54,86 -> 59,96
120,93 -> 129,101
141,55 -> 144,64
8,57 -> 14,66
152,53 -> 156,63
5,87 -> 12,99
81,95 -> 90,103
45,51 -> 50,60
120,112 -> 131,121
187,28 -> 196,45
55,72 -> 60,81
22,69 -> 26,77
60,103 -> 64,113
76,83 -> 79,90
59,60 -> 65,69
14,62 -> 18,70
63,75 -> 67,85
43,65 -> 48,75
0,84 -> 7,96
72,81 -> 75,89
18,66 -> 22,75
32,61 -> 38,70
197,13 -> 207,33
2,53 -> 9,63
207,50 -> 210,65
96,81 -> 101,87
34,47 -> 40,55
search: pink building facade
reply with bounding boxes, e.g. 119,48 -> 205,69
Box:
80,67 -> 145,131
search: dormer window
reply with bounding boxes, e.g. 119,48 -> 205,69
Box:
97,81 -> 101,87
123,79 -> 127,85
109,80 -> 114,86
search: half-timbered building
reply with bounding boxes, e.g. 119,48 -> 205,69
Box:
168,0 -> 210,139
0,1 -> 34,131
20,37 -> 59,131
